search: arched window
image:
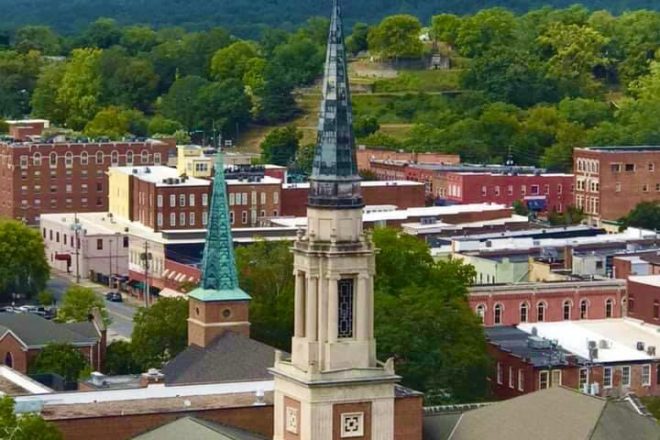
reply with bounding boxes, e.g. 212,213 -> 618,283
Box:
96,151 -> 104,164
580,299 -> 588,319
126,150 -> 134,166
141,150 -> 149,164
605,299 -> 613,318
494,304 -> 503,325
65,151 -> 73,168
154,152 -> 162,165
4,352 -> 12,368
520,302 -> 529,323
81,151 -> 89,165
563,300 -> 572,320
475,304 -> 485,323
111,150 -> 119,166
32,152 -> 42,166
537,302 -> 546,322
49,152 -> 57,167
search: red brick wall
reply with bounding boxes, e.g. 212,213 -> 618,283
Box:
227,183 -> 281,227
49,405 -> 274,440
0,333 -> 28,373
356,148 -> 459,172
627,280 -> 660,325
394,395 -> 422,440
470,285 -> 625,327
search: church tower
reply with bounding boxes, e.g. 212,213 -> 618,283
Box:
271,1 -> 398,438
187,152 -> 251,348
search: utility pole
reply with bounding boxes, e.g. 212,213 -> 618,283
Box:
108,238 -> 113,288
141,241 -> 152,307
70,212 -> 81,284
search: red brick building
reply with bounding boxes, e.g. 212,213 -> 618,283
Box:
0,139 -> 172,224
574,146 -> 660,226
280,180 -> 425,217
469,280 -> 626,327
627,275 -> 660,325
442,172 -> 574,213
6,119 -> 49,141
355,146 -> 459,172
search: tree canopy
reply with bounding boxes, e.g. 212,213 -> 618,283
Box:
0,220 -> 49,301
0,396 -> 62,440
56,285 -> 110,325
619,201 -> 660,231
29,343 -> 90,382
260,126 -> 301,166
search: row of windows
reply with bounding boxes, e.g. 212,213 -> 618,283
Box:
577,158 -> 599,174
575,179 -> 599,192
613,182 -> 660,193
156,212 -> 208,228
610,162 -> 655,173
476,298 -> 615,324
575,195 -> 599,215
20,151 -> 162,168
156,193 -> 208,208
21,183 -> 103,194
228,191 -> 279,206
600,365 -> 652,388
480,183 -> 565,197
43,228 -> 128,250
20,169 -> 105,180
24,197 -> 104,208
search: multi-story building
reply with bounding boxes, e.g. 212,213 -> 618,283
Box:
627,275 -> 660,325
442,171 -> 574,213
355,146 -> 459,172
6,119 -> 50,141
574,146 -> 660,227
0,139 -> 172,224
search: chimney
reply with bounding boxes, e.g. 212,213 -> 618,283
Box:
564,246 -> 573,270
139,368 -> 165,387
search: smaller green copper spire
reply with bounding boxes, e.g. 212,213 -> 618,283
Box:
189,151 -> 250,302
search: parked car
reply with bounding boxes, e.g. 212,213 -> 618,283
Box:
105,292 -> 123,302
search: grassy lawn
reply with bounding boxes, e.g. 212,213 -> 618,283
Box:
372,69 -> 463,93
641,396 -> 660,421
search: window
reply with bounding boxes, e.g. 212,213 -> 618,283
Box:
615,182 -> 621,192
169,194 -> 176,207
170,213 -> 176,226
141,150 -> 149,164
260,192 -> 266,204
558,300 -> 570,320
520,303 -> 528,323
157,213 -> 163,226
509,366 -> 514,389
189,212 -> 195,225
579,368 -> 588,390
654,301 -> 659,319
189,194 -> 195,207
642,364 -> 651,386
340,412 -> 364,438
521,185 -> 526,196
66,184 -> 72,193
32,153 -> 41,166
610,163 -> 621,173
338,279 -> 354,338
179,212 -> 186,226
55,232 -> 60,243
96,239 -> 103,250
649,163 -> 655,172
123,236 -> 129,248
643,184 -> 649,192
19,155 -> 28,168
80,151 -> 88,165
126,150 -> 134,165
518,369 -> 524,391
507,185 -> 513,196
657,183 -> 660,192
111,150 -> 119,166
177,194 -> 184,207
622,366 -> 631,387
580,299 -> 588,319
203,211 -> 209,225
96,151 -> 104,164
65,152 -> 73,168
202,193 -> 209,206
603,367 -> 613,388
81,183 -> 88,193
476,304 -> 485,323
273,192 -> 279,204
530,185 -> 539,195
154,152 -> 161,165
242,193 -> 248,205
493,304 -> 503,325
551,370 -> 562,387
625,163 -> 635,172
539,371 -> 549,389
241,211 -> 248,224
605,299 -> 613,318
49,152 -> 57,167
537,302 -> 546,322
497,362 -> 503,384
157,195 -> 163,208
557,184 -> 562,194
544,184 -> 549,195
273,210 -> 279,217
629,295 -> 635,312
251,191 -> 257,205
481,186 -> 487,196
229,193 -> 235,205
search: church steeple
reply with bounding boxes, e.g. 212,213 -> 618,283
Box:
308,0 -> 362,209
187,151 -> 250,348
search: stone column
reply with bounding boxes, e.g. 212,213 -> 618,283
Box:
294,272 -> 304,337
306,275 -> 318,341
357,275 -> 369,340
328,276 -> 339,342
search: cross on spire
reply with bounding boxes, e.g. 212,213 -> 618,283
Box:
308,0 -> 363,209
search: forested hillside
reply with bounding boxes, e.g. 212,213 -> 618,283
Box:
0,0 -> 659,36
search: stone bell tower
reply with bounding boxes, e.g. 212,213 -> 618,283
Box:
271,1 -> 399,438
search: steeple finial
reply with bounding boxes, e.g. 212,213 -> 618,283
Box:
189,150 -> 250,302
308,0 -> 363,209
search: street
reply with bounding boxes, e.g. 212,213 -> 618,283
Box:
47,272 -> 137,340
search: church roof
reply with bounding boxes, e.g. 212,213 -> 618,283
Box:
163,332 -> 277,385
0,313 -> 99,348
132,416 -> 267,440
189,151 -> 250,303
308,0 -> 362,209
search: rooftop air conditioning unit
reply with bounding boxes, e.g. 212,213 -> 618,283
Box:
637,341 -> 646,351
598,339 -> 610,349
647,346 -> 656,357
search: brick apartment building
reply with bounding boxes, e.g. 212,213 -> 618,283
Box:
0,139 -> 172,224
355,146 -> 459,172
627,275 -> 660,325
441,172 -> 574,213
574,146 -> 660,226
469,280 -> 626,327
109,166 -> 282,230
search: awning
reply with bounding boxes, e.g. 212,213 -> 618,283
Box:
54,253 -> 71,262
159,288 -> 186,299
162,269 -> 171,278
524,196 -> 547,211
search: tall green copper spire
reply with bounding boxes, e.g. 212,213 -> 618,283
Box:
308,0 -> 363,209
188,151 -> 250,302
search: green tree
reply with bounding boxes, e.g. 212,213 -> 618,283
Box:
13,25 -> 61,55
346,22 -> 370,55
0,220 -> 49,300
81,18 -> 121,49
456,8 -> 517,57
236,240 -> 294,350
99,52 -> 159,112
84,106 -> 147,139
431,13 -> 462,45
293,143 -> 315,175
557,97 -> 611,128
0,396 -> 62,440
512,200 -> 529,216
57,48 -> 103,130
368,15 -> 424,60
0,50 -> 42,119
210,41 -> 260,81
31,62 -> 66,124
260,126 -> 301,166
148,115 -> 182,136
30,343 -> 90,382
629,61 -> 660,101
354,115 -> 380,138
56,285 -> 110,325
131,298 -> 188,369
37,290 -> 55,306
120,25 -> 158,54
197,78 -> 252,133
255,65 -> 297,123
159,75 -> 208,129
104,340 -> 141,375
619,201 -> 660,231
271,38 -> 324,86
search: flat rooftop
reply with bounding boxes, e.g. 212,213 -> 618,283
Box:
577,146 -> 660,153
281,180 -> 423,189
629,275 -> 660,288
518,319 -> 660,363
110,166 -> 210,187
